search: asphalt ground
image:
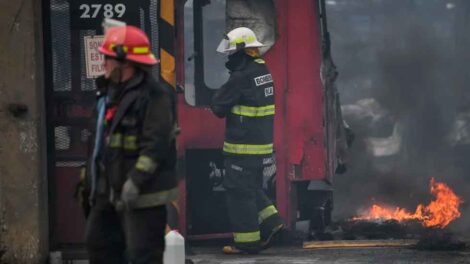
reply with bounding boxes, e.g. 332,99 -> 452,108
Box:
187,246 -> 470,264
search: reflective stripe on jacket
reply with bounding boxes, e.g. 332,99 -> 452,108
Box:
92,71 -> 178,208
211,52 -> 274,157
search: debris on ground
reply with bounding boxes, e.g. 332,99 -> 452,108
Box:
414,230 -> 467,251
340,220 -> 410,240
299,219 -> 468,252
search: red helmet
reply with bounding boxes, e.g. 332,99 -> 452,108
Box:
99,25 -> 158,65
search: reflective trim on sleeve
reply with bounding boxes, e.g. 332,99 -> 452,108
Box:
233,231 -> 261,243
108,133 -> 122,148
135,155 -> 158,173
258,205 -> 278,224
223,142 -> 273,155
231,105 -> 275,117
123,135 -> 139,150
134,187 -> 179,208
254,58 -> 265,64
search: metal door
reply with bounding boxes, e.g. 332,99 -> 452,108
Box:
43,0 -> 160,248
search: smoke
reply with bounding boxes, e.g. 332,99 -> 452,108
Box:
328,0 -> 470,236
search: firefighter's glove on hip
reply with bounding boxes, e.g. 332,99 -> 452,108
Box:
121,179 -> 140,210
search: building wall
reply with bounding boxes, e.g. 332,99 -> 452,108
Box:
0,0 -> 48,263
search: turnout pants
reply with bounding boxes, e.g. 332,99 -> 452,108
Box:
85,196 -> 167,264
224,156 -> 283,252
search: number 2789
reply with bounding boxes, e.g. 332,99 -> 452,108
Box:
80,4 -> 126,19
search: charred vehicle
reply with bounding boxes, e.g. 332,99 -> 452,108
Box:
44,0 -> 348,253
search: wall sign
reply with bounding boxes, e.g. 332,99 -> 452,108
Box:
84,35 -> 105,78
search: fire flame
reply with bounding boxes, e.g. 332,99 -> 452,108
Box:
353,178 -> 464,228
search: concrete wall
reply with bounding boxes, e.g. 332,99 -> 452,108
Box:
0,0 -> 48,263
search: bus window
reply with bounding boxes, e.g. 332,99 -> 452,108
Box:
201,0 -> 229,89
184,0 -> 277,107
184,0 -> 228,107
184,0 -> 196,106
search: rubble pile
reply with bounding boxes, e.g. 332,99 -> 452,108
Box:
414,230 -> 466,251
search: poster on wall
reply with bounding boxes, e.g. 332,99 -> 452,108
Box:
83,35 -> 105,78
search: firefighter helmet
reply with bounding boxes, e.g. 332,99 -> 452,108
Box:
99,25 -> 158,65
216,27 -> 265,54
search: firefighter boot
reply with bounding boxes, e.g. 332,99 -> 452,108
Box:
222,245 -> 260,255
258,203 -> 284,250
260,223 -> 284,249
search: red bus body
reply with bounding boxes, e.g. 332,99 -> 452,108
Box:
175,0 -> 331,237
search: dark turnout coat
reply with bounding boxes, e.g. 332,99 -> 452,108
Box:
89,71 -> 178,208
211,52 -> 275,159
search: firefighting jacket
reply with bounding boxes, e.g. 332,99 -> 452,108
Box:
90,71 -> 178,208
211,51 -> 275,157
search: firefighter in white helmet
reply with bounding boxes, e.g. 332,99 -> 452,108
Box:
211,27 -> 284,254
216,27 -> 266,54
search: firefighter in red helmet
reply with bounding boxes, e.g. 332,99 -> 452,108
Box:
211,27 -> 284,254
85,25 -> 178,264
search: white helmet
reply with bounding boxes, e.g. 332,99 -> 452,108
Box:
216,27 -> 265,54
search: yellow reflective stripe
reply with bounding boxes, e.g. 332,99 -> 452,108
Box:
132,47 -> 150,54
258,205 -> 278,224
233,231 -> 260,243
124,135 -> 138,150
109,44 -> 128,53
108,45 -> 149,54
231,105 -> 275,117
223,142 -> 273,155
229,36 -> 256,45
134,187 -> 179,208
109,133 -> 122,148
135,155 -> 158,173
254,58 -> 265,64
80,167 -> 86,181
110,134 -> 138,149
124,136 -> 139,150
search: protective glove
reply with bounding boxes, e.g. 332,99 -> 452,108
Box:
121,179 -> 140,210
74,166 -> 91,217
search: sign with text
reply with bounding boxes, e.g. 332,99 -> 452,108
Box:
84,35 -> 105,78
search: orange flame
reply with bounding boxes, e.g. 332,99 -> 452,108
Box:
353,178 -> 464,228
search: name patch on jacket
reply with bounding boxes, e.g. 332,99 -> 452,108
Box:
254,74 -> 273,86
264,86 -> 274,97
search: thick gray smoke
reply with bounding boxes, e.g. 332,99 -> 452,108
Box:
328,0 -> 470,236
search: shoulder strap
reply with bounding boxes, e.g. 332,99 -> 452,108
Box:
108,89 -> 141,135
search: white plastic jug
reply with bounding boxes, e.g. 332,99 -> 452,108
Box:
163,230 -> 185,264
